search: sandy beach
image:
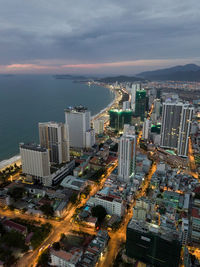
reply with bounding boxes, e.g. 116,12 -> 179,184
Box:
0,155 -> 21,172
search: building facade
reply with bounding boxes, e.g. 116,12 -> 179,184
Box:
118,134 -> 136,182
160,102 -> 193,157
20,143 -> 51,186
126,219 -> 181,267
65,106 -> 91,148
39,121 -> 70,164
135,90 -> 147,121
109,109 -> 133,131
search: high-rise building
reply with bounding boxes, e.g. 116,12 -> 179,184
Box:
142,119 -> 151,140
85,129 -> 95,148
20,143 -> 51,186
123,124 -> 135,135
65,106 -> 91,148
126,219 -> 181,267
39,122 -> 70,164
118,133 -> 136,182
130,84 -> 137,111
135,90 -> 147,121
178,105 -> 194,157
93,119 -> 104,134
109,109 -> 133,131
152,99 -> 161,123
122,101 -> 130,110
160,102 -> 193,157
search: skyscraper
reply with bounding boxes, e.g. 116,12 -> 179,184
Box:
93,119 -> 104,134
160,102 -> 183,149
135,90 -> 147,121
118,133 -> 136,182
160,102 -> 193,157
20,143 -> 51,186
178,105 -> 194,157
109,109 -> 133,131
65,106 -> 91,148
130,84 -> 136,111
142,119 -> 151,140
39,122 -> 70,164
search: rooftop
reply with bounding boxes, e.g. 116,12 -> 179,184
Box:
20,143 -> 47,153
128,219 -> 180,242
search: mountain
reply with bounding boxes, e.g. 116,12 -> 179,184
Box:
137,64 -> 200,81
97,75 -> 145,83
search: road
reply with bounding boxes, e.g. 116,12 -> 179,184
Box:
14,161 -> 118,267
97,162 -> 157,267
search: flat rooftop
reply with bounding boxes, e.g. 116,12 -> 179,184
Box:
128,219 -> 180,242
20,143 -> 47,152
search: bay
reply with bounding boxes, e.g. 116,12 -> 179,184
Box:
0,75 -> 114,161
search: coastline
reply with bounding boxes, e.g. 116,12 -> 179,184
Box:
91,82 -> 120,122
0,155 -> 21,172
0,81 -> 118,172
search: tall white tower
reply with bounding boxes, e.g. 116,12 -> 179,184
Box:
178,105 -> 194,157
142,119 -> 151,140
118,134 -> 136,182
65,106 -> 91,148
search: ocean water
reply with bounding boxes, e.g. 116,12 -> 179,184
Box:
0,75 -> 114,161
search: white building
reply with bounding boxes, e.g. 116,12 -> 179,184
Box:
39,121 -> 70,164
50,249 -> 83,267
178,105 -> 194,157
118,134 -> 136,182
93,119 -> 104,134
122,101 -> 130,110
182,218 -> 189,245
20,143 -> 51,186
142,119 -> 151,140
130,84 -> 136,111
123,124 -> 135,135
88,195 -> 124,217
85,129 -> 95,148
65,106 -> 91,148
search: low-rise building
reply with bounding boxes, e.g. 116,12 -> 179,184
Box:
50,248 -> 83,267
60,176 -> 87,191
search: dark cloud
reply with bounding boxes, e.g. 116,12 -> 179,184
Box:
0,0 -> 200,73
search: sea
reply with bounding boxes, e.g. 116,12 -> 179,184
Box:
0,75 -> 114,162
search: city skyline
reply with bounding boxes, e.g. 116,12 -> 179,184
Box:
1,0 -> 200,74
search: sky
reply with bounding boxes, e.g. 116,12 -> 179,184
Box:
0,0 -> 200,75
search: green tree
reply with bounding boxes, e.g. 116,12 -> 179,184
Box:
40,204 -> 54,217
69,192 -> 79,204
52,242 -> 60,251
91,205 -> 107,223
37,249 -> 50,267
8,186 -> 26,201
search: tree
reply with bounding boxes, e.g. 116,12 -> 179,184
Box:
52,242 -> 60,251
82,185 -> 91,197
69,192 -> 79,204
40,204 -> 54,217
8,187 -> 26,201
91,205 -> 107,223
37,249 -> 50,267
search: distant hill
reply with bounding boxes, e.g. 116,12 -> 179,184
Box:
97,75 -> 145,83
137,64 -> 200,81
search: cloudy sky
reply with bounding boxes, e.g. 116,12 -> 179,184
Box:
0,0 -> 200,75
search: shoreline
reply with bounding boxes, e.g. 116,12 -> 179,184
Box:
91,82 -> 119,122
0,155 -> 21,172
0,81 -> 118,171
